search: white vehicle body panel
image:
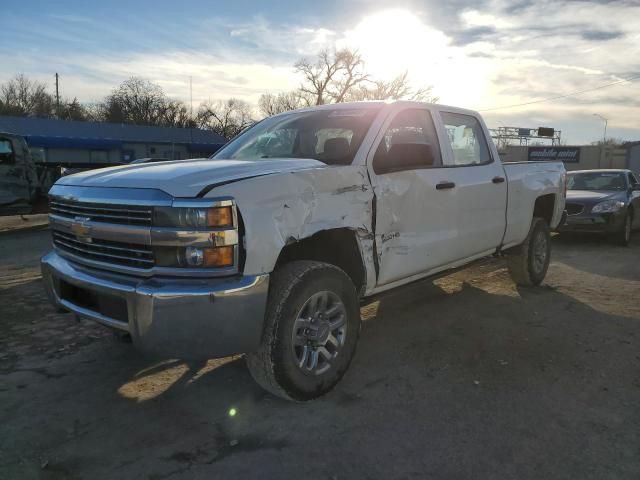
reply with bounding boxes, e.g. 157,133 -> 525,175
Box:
208,165 -> 376,289
502,161 -> 566,248
53,101 -> 566,298
57,158 -> 326,197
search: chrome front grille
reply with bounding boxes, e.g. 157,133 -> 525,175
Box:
50,199 -> 153,226
52,230 -> 154,269
48,185 -> 239,278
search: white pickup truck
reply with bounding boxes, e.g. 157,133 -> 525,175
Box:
42,101 -> 566,400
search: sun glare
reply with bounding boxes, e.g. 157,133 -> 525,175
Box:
341,9 -> 495,107
342,9 -> 449,80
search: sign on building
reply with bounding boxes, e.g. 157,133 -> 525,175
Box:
528,146 -> 580,163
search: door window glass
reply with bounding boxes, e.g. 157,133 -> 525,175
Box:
440,112 -> 491,166
373,109 -> 441,173
0,139 -> 14,164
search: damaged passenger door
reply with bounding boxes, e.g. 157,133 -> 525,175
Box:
368,107 -> 460,286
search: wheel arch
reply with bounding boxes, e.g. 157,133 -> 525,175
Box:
274,228 -> 368,296
533,193 -> 557,225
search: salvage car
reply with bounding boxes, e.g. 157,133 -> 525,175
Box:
560,169 -> 640,245
41,101 -> 566,400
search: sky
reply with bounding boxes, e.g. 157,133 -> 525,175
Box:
2,0 -> 639,144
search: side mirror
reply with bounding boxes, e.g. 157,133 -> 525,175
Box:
373,142 -> 435,174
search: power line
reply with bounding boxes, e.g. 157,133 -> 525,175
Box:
479,74 -> 640,112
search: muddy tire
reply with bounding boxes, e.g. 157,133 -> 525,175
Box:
246,261 -> 361,401
507,217 -> 551,287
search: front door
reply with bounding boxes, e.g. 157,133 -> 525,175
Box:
368,107 -> 461,286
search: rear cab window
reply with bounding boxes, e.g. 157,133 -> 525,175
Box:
439,112 -> 492,167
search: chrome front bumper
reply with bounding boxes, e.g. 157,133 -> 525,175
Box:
41,251 -> 269,359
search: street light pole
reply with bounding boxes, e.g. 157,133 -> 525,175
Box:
593,113 -> 608,144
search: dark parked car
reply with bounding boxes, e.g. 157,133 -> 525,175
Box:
559,169 -> 640,245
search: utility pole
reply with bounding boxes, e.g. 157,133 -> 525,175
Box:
189,76 -> 194,145
593,113 -> 608,144
189,76 -> 193,120
55,73 -> 60,115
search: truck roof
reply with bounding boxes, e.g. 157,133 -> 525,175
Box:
273,100 -> 480,118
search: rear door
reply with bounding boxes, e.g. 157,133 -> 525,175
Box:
434,110 -> 508,259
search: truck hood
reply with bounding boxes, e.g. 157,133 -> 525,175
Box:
57,158 -> 326,198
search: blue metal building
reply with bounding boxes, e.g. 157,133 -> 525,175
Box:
0,115 -> 227,166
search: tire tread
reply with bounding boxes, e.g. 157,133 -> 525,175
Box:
246,260 -> 354,401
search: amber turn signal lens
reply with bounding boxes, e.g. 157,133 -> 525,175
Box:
206,206 -> 233,227
203,246 -> 234,267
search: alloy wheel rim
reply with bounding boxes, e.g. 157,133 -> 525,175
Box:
532,230 -> 548,274
291,291 -> 347,376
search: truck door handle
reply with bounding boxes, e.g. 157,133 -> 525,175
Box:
436,181 -> 456,190
492,176 -> 506,184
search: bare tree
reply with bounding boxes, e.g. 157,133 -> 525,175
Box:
100,77 -> 168,125
295,49 -> 370,106
97,77 -> 195,127
592,137 -> 624,147
258,91 -> 305,117
196,99 -> 254,138
163,100 -> 196,128
292,50 -> 438,107
327,49 -> 369,103
57,97 -> 92,121
347,71 -> 439,103
0,74 -> 54,117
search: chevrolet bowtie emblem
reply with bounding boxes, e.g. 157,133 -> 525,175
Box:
71,216 -> 92,242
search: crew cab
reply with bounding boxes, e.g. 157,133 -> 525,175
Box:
41,101 -> 566,400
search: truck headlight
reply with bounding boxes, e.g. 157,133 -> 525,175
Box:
591,200 -> 624,213
154,245 -> 235,268
153,206 -> 233,228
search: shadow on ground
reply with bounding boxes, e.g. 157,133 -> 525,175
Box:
551,232 -> 640,281
1,252 -> 639,479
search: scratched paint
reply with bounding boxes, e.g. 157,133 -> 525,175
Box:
207,164 -> 377,291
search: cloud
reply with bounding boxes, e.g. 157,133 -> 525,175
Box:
580,29 -> 625,41
1,0 -> 640,143
450,26 -> 498,46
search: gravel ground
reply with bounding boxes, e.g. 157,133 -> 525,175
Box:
0,229 -> 639,480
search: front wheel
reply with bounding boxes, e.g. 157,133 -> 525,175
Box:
506,217 -> 551,287
612,212 -> 632,246
246,261 -> 361,401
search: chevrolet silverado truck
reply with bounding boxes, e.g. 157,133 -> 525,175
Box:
41,101 -> 566,401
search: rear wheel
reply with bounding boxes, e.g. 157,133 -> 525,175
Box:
507,217 -> 551,287
246,261 -> 361,401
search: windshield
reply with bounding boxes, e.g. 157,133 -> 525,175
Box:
212,107 -> 380,165
567,172 -> 627,191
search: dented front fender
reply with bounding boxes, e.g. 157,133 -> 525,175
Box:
205,165 -> 377,291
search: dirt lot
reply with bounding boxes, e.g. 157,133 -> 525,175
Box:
1,229 -> 639,480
